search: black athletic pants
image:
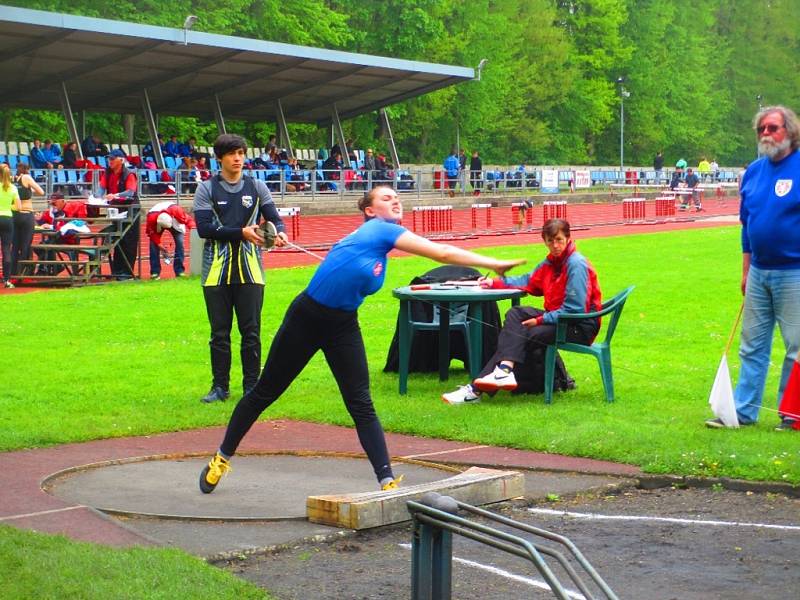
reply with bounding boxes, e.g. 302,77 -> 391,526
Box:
11,212 -> 34,276
0,216 -> 12,282
220,292 -> 393,483
203,283 -> 264,393
479,305 -> 598,377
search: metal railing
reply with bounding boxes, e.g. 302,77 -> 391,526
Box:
408,492 -> 618,600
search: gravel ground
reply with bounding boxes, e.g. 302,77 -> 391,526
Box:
221,486 -> 800,599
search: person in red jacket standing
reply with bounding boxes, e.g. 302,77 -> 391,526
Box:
99,149 -> 139,280
145,201 -> 195,279
442,218 -> 602,404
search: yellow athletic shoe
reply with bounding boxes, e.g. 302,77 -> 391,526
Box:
380,474 -> 404,491
199,453 -> 231,494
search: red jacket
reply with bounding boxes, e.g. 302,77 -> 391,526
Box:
489,241 -> 602,329
145,203 -> 195,246
37,201 -> 89,245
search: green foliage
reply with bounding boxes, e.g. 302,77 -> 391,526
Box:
1,228 -> 798,485
4,1 -> 800,164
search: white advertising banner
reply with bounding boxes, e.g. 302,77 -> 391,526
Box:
542,169 -> 560,194
574,169 -> 591,189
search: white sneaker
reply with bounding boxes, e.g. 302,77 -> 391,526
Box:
441,385 -> 481,405
473,366 -> 517,392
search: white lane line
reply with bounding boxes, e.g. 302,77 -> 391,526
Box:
398,543 -> 585,600
529,508 -> 800,532
0,505 -> 86,521
401,445 -> 488,459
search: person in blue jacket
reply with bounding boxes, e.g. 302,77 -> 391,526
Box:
198,185 -> 525,494
443,149 -> 460,197
707,106 -> 800,431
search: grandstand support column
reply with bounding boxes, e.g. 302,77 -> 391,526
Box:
330,103 -> 351,169
379,108 -> 401,172
123,114 -> 135,152
58,82 -> 83,160
275,99 -> 295,159
140,88 -> 164,169
213,93 -> 227,135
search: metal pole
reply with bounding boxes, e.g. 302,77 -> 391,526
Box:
619,94 -> 624,172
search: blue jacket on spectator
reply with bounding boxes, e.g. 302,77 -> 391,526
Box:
42,143 -> 62,164
443,154 -> 459,177
30,146 -> 49,168
164,139 -> 180,157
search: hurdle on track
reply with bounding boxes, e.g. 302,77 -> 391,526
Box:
622,198 -> 646,222
471,203 -> 492,231
510,202 -> 533,229
542,200 -> 568,223
277,206 -> 301,239
411,205 -> 453,234
654,196 -> 676,218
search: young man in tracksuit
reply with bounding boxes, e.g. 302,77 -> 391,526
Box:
192,134 -> 288,403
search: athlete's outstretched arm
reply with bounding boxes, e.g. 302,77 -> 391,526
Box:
394,231 -> 525,277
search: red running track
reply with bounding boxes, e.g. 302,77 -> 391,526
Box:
3,197 -> 739,293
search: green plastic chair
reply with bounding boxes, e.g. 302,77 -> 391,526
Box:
543,286 -> 635,404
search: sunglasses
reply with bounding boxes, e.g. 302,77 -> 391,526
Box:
757,124 -> 784,135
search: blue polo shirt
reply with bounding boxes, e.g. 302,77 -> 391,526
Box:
306,218 -> 406,311
740,150 -> 800,270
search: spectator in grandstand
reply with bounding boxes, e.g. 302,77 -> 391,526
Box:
683,168 -> 702,211
192,133 -> 288,403
375,152 -> 391,182
706,106 -> 800,431
29,139 -> 52,169
697,157 -> 712,182
470,150 -> 483,196
322,151 -> 343,182
363,148 -> 378,183
709,158 -> 720,182
11,163 -> 44,279
266,134 -> 277,155
164,135 -> 181,158
81,134 -> 108,158
145,201 -> 195,280
42,140 -> 62,167
653,151 -> 664,176
142,134 -> 165,161
180,136 -> 202,158
443,149 -> 460,198
442,218 -> 601,405
197,185 -> 525,495
196,156 -> 211,179
0,164 -> 21,288
285,158 -> 307,192
61,141 -> 79,169
706,105 -> 800,431
99,149 -> 140,281
675,157 -> 688,170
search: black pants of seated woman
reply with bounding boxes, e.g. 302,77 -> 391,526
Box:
478,305 -> 599,378
220,292 -> 394,483
0,216 -> 12,282
12,211 -> 35,276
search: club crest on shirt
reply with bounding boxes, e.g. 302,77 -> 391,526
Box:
775,179 -> 792,197
372,261 -> 383,277
241,195 -> 254,208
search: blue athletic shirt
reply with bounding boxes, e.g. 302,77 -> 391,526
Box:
740,150 -> 800,270
305,218 -> 406,311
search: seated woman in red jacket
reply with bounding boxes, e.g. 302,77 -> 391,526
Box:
442,218 -> 602,405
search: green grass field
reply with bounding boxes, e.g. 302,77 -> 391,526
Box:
1,225 -> 797,482
2,225 -> 798,599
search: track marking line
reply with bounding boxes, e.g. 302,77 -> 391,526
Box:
0,505 -> 86,521
400,445 -> 488,459
529,508 -> 800,532
399,543 -> 585,599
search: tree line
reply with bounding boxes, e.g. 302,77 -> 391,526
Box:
2,0 -> 798,167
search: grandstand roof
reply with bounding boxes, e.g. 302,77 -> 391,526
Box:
0,6 -> 473,125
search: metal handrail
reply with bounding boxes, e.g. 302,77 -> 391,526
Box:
408,494 -> 618,600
